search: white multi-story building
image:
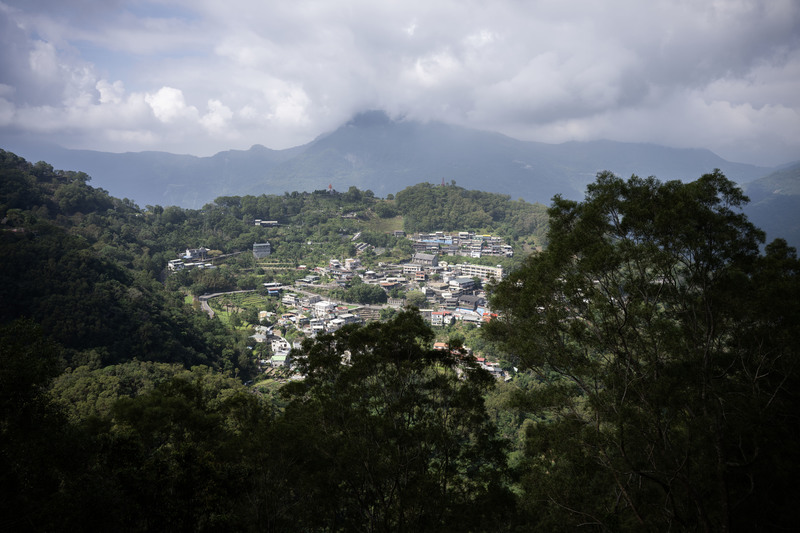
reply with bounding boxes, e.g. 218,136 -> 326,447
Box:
456,263 -> 504,282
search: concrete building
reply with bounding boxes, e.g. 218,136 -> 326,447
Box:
254,220 -> 278,227
344,257 -> 361,270
183,247 -> 209,260
456,263 -> 504,282
313,300 -> 337,318
253,242 -> 272,259
412,253 -> 439,266
449,276 -> 475,290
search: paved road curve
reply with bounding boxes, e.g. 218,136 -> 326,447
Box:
198,290 -> 256,318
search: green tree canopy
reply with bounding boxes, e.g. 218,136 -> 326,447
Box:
394,182 -> 548,238
486,170 -> 800,531
281,311 -> 512,531
405,290 -> 427,308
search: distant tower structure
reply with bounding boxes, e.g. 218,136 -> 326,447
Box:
441,177 -> 445,186
253,242 -> 272,259
328,183 -> 333,194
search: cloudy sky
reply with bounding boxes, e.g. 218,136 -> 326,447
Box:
1,0 -> 798,166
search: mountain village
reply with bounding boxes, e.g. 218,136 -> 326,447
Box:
166,226 -> 513,381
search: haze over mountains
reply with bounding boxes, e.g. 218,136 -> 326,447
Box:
4,110 -> 799,248
3,111 -> 776,208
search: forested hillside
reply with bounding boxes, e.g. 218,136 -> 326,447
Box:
0,150 -> 525,530
744,161 -> 800,249
0,153 -> 246,372
395,182 -> 548,237
2,149 -> 798,531
6,111 -> 772,208
487,171 -> 800,530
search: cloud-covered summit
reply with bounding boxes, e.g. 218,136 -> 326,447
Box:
1,0 -> 798,166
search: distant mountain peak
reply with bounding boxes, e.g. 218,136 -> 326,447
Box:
2,114 -> 775,212
346,110 -> 394,127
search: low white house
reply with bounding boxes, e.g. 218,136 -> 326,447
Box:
271,337 -> 291,353
313,300 -> 337,318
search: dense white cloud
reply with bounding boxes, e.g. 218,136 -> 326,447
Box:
96,79 -> 124,104
0,0 -> 798,165
200,99 -> 232,134
145,86 -> 197,123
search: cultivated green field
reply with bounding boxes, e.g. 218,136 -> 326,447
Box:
364,215 -> 404,234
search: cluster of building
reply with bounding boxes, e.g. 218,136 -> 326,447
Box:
408,231 -> 513,258
249,293 -> 370,371
403,253 -> 502,321
416,291 -> 489,325
249,323 -> 297,370
167,247 -> 216,271
245,257 -> 509,377
292,249 -> 505,320
401,254 -> 503,281
298,257 -> 499,326
279,293 -> 366,333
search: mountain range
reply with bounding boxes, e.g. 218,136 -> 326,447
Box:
2,110 -> 798,247
2,110 -> 777,206
741,161 -> 800,250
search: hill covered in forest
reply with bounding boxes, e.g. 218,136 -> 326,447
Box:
2,150 -> 799,531
2,111 -> 774,209
0,148 -> 546,371
0,149 -> 531,529
743,161 -> 800,248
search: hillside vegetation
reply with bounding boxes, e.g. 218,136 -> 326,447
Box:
7,111 -> 772,208
395,182 -> 548,239
744,161 -> 800,248
2,149 -> 798,531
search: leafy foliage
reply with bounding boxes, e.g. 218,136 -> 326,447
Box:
0,150 -> 254,374
2,312 -> 513,531
281,311 -> 513,531
329,276 -> 389,304
7,147 -> 798,530
486,170 -> 800,530
395,182 -> 548,240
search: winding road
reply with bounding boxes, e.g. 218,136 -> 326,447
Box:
198,290 -> 256,318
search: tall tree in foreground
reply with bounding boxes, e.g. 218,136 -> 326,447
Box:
486,170 -> 800,531
281,311 -> 512,532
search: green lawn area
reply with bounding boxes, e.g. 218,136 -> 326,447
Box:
211,306 -> 232,326
364,215 -> 404,234
208,291 -> 282,327
228,293 -> 269,307
253,378 -> 282,393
